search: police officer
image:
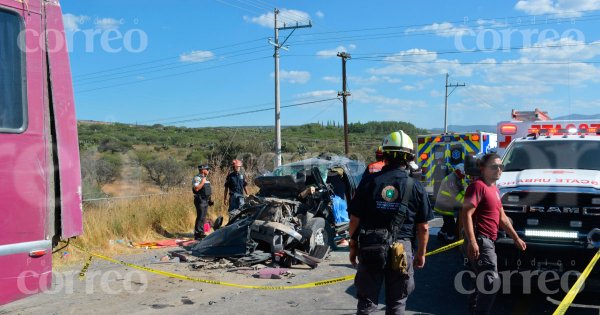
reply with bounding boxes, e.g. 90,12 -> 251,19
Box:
224,159 -> 248,213
349,130 -> 434,315
434,163 -> 468,242
192,164 -> 213,240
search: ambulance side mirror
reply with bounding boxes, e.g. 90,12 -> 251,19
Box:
465,155 -> 481,177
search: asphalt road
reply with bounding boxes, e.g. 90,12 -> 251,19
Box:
3,217 -> 599,314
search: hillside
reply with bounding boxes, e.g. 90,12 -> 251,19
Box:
77,121 -> 428,198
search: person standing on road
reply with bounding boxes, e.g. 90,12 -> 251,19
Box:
224,159 -> 248,213
461,153 -> 526,315
192,164 -> 213,240
348,130 -> 434,315
363,146 -> 386,176
434,163 -> 468,242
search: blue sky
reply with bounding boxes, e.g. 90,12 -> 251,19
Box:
62,0 -> 600,129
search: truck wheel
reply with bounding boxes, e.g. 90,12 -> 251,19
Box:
305,217 -> 338,254
305,217 -> 330,255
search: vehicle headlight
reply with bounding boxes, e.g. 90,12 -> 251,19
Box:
525,229 -> 578,239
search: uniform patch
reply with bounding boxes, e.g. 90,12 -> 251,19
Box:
381,185 -> 399,202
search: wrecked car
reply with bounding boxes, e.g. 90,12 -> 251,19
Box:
192,155 -> 366,267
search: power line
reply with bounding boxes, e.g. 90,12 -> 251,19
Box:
288,10 -> 600,39
141,95 -> 339,124
73,37 -> 268,79
352,57 -> 600,65
76,56 -> 271,94
74,47 -> 271,86
215,0 -> 265,17
282,14 -> 600,47
72,11 -> 600,89
162,98 -> 340,125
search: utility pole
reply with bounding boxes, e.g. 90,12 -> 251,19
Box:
337,52 -> 351,156
444,73 -> 465,133
270,8 -> 311,167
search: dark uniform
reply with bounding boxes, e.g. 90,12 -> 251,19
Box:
192,173 -> 212,239
224,171 -> 247,212
349,165 -> 433,314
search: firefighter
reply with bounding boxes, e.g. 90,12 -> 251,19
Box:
363,146 -> 386,176
434,163 -> 467,242
192,164 -> 213,240
349,130 -> 434,314
224,159 -> 248,213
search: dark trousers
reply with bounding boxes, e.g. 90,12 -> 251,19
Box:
228,193 -> 244,213
441,214 -> 457,237
193,196 -> 208,239
467,236 -> 499,315
355,240 -> 415,315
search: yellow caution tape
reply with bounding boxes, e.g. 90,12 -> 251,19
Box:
425,239 -> 464,256
67,238 -> 462,290
78,255 -> 93,281
69,243 -> 354,290
552,248 -> 600,315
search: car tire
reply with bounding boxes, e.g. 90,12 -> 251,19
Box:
305,217 -> 335,255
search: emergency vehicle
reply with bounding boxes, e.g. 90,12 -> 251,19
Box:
0,0 -> 82,305
496,127 -> 600,281
497,108 -> 600,156
417,132 -> 497,197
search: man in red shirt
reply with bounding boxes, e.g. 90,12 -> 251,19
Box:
461,153 -> 526,315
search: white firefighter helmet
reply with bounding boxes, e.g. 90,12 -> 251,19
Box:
382,130 -> 414,157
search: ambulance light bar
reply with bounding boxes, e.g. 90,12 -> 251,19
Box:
527,127 -> 599,136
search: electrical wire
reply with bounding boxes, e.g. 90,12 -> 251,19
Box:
162,97 -> 340,125
73,37 -> 268,79
76,56 -> 270,93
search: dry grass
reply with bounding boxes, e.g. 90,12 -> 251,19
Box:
55,167 -> 257,267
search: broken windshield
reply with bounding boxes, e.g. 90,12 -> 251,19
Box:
272,164 -> 328,183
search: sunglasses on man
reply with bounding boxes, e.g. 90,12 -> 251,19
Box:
487,164 -> 504,171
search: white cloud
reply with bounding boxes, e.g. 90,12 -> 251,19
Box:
316,45 -> 355,58
244,9 -> 311,28
63,14 -> 89,32
400,79 -> 433,91
350,88 -> 427,109
271,70 -> 311,84
369,49 -> 474,77
514,0 -> 600,17
460,84 -> 551,105
94,17 -> 121,30
179,50 -> 215,63
349,75 -> 402,85
322,76 -> 340,83
406,22 -> 471,38
521,38 -> 600,60
315,11 -> 325,19
296,90 -> 338,98
484,58 -> 600,85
